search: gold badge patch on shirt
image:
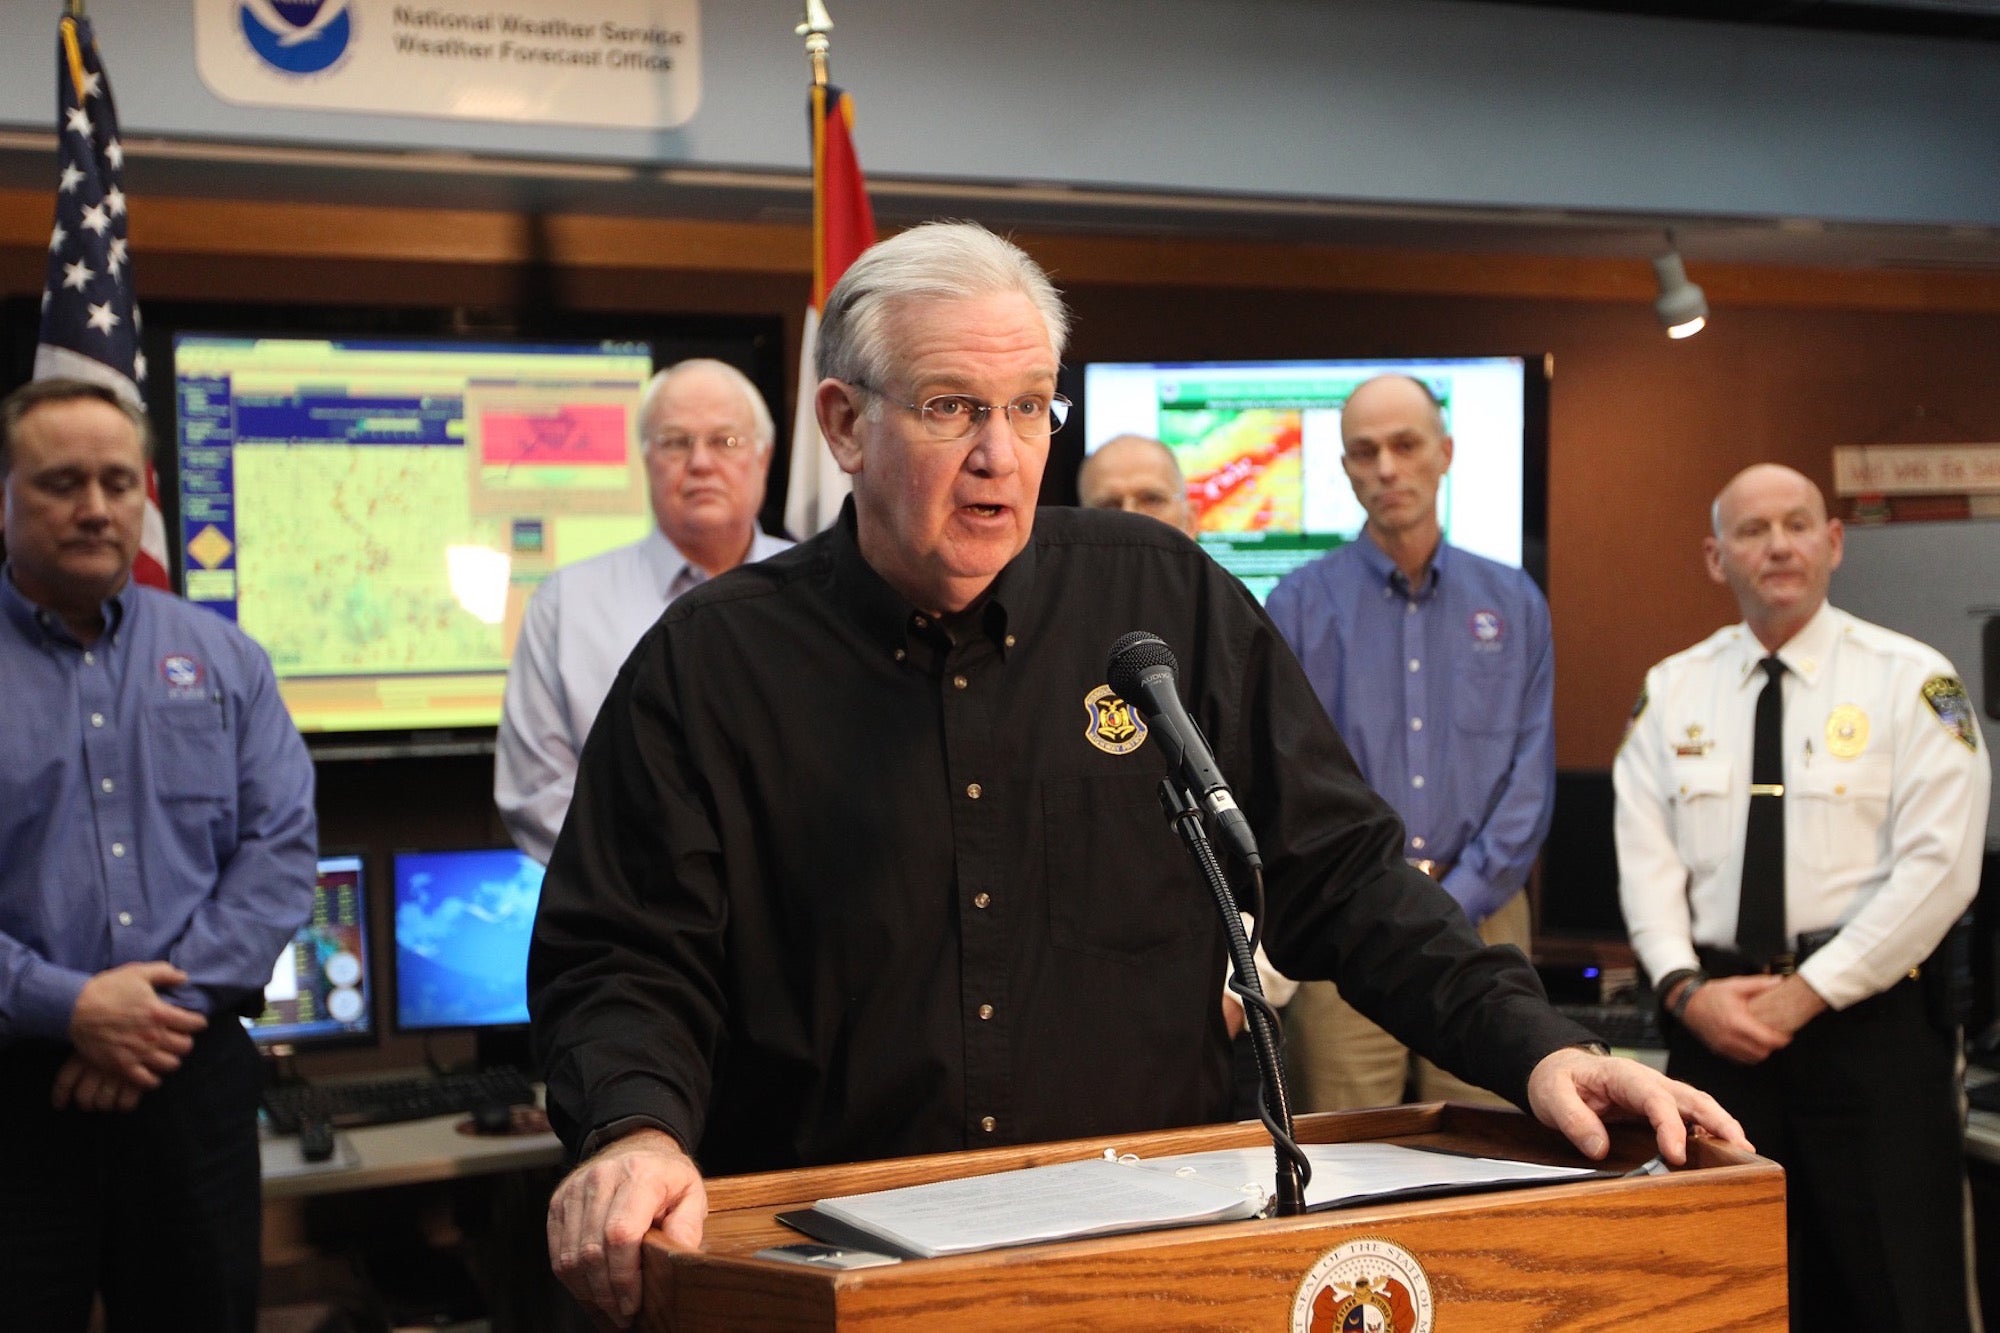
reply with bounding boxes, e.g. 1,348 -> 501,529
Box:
1921,676 -> 1980,752
1083,684 -> 1148,755
1825,704 -> 1868,758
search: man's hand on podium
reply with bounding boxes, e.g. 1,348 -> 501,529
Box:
1526,1047 -> 1753,1167
547,1126 -> 707,1330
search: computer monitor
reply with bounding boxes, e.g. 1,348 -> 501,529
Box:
244,853 -> 375,1052
391,848 -> 545,1035
1082,356 -> 1549,600
170,334 -> 658,738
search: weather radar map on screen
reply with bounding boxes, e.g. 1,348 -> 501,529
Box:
244,854 -> 373,1051
173,336 -> 656,734
1084,357 -> 1534,600
393,848 -> 545,1033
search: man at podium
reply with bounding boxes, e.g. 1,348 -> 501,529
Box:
528,222 -> 1747,1329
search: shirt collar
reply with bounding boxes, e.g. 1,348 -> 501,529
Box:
825,497 -> 1028,659
1735,599 -> 1839,688
0,563 -> 133,648
1355,528 -> 1444,601
638,525 -> 699,599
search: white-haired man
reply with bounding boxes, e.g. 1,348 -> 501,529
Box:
529,222 -> 1746,1330
495,358 -> 790,864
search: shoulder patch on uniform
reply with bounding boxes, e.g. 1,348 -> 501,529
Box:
1921,675 -> 1980,752
1620,685 -> 1648,750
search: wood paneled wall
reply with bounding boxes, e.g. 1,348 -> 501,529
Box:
7,186 -> 1998,768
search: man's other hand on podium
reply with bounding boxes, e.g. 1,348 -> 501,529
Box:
548,1127 -> 706,1330
1527,1046 -> 1752,1166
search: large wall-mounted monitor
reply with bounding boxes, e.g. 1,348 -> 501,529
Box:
172,335 -> 657,737
244,853 -> 375,1052
391,847 -> 545,1034
1083,356 -> 1548,600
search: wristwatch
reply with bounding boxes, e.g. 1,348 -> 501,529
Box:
1654,968 -> 1708,1022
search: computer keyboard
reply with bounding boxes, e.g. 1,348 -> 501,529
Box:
263,1066 -> 537,1134
1550,1002 -> 1665,1050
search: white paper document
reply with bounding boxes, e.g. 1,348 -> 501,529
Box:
810,1142 -> 1596,1259
1132,1142 -> 1596,1212
814,1157 -> 1265,1259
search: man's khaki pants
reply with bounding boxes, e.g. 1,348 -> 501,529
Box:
1283,891 -> 1532,1111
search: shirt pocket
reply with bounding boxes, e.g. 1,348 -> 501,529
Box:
1791,757 -> 1893,875
1669,757 -> 1734,874
1043,774 -> 1209,961
148,701 -> 233,803
1452,651 -> 1524,736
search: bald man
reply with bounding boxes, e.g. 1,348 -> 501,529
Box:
1267,374 -> 1554,1113
1616,464 -> 1989,1331
1078,434 -> 1196,536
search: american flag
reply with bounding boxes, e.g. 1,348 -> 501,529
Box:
35,12 -> 169,590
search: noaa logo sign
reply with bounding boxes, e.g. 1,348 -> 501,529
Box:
1291,1237 -> 1435,1333
239,0 -> 353,76
160,655 -> 204,689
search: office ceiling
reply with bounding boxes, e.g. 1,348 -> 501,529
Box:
1471,0 -> 2000,40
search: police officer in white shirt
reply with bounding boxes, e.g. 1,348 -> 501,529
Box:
496,359 -> 792,864
1616,463 -> 1990,1332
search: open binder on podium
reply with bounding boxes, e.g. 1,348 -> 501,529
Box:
640,1104 -> 1788,1331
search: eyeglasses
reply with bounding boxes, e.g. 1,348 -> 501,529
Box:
648,432 -> 754,458
852,383 -> 1071,442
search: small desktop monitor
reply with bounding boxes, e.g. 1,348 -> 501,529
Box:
392,848 -> 545,1034
171,334 -> 657,738
1082,356 -> 1548,600
244,853 -> 375,1051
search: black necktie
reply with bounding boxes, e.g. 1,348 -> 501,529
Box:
1737,655 -> 1788,963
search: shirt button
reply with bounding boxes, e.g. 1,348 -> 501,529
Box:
1411,835 -> 1427,850
111,842 -> 126,857
977,1003 -> 994,1020
980,1115 -> 996,1133
1407,659 -> 1420,673
953,674 -> 968,690
84,651 -> 96,664
966,783 -> 982,800
913,615 -> 928,629
973,892 -> 991,909
1410,717 -> 1423,731
893,648 -> 906,662
117,912 -> 133,926
100,778 -> 114,794
1411,776 -> 1425,789
1004,634 -> 1016,648
1406,603 -> 1417,616
91,712 -> 105,728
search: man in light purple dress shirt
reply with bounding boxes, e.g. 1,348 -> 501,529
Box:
1266,374 -> 1555,1111
0,377 -> 318,1331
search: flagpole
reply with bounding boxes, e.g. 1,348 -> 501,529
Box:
65,1 -> 86,19
796,0 -> 832,88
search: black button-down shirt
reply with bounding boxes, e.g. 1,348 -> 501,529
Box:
529,504 -> 1586,1175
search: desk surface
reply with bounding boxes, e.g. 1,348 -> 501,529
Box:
261,1111 -> 564,1198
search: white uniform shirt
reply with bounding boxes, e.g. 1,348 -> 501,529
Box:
1615,601 -> 1990,1011
495,526 -> 792,864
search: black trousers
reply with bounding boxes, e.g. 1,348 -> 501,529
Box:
1667,977 -> 1968,1333
0,1021 -> 264,1333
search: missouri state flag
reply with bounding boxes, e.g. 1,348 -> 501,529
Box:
35,11 -> 170,590
784,82 -> 877,539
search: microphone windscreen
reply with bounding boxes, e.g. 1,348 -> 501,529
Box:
1106,631 -> 1177,701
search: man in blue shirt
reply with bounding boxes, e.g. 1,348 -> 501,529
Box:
0,378 -> 318,1332
1267,373 -> 1555,1110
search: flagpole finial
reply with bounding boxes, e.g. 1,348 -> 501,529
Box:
65,1 -> 87,19
796,1 -> 833,87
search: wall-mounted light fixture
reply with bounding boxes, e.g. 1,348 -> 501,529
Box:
1652,235 -> 1708,339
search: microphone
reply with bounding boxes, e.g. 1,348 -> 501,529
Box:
1106,631 -> 1262,868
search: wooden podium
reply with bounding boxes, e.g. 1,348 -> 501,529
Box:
640,1104 -> 1786,1330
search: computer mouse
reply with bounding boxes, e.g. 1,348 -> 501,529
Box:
298,1118 -> 336,1163
471,1101 -> 515,1136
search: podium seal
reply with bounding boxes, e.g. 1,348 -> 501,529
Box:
1291,1236 -> 1435,1333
